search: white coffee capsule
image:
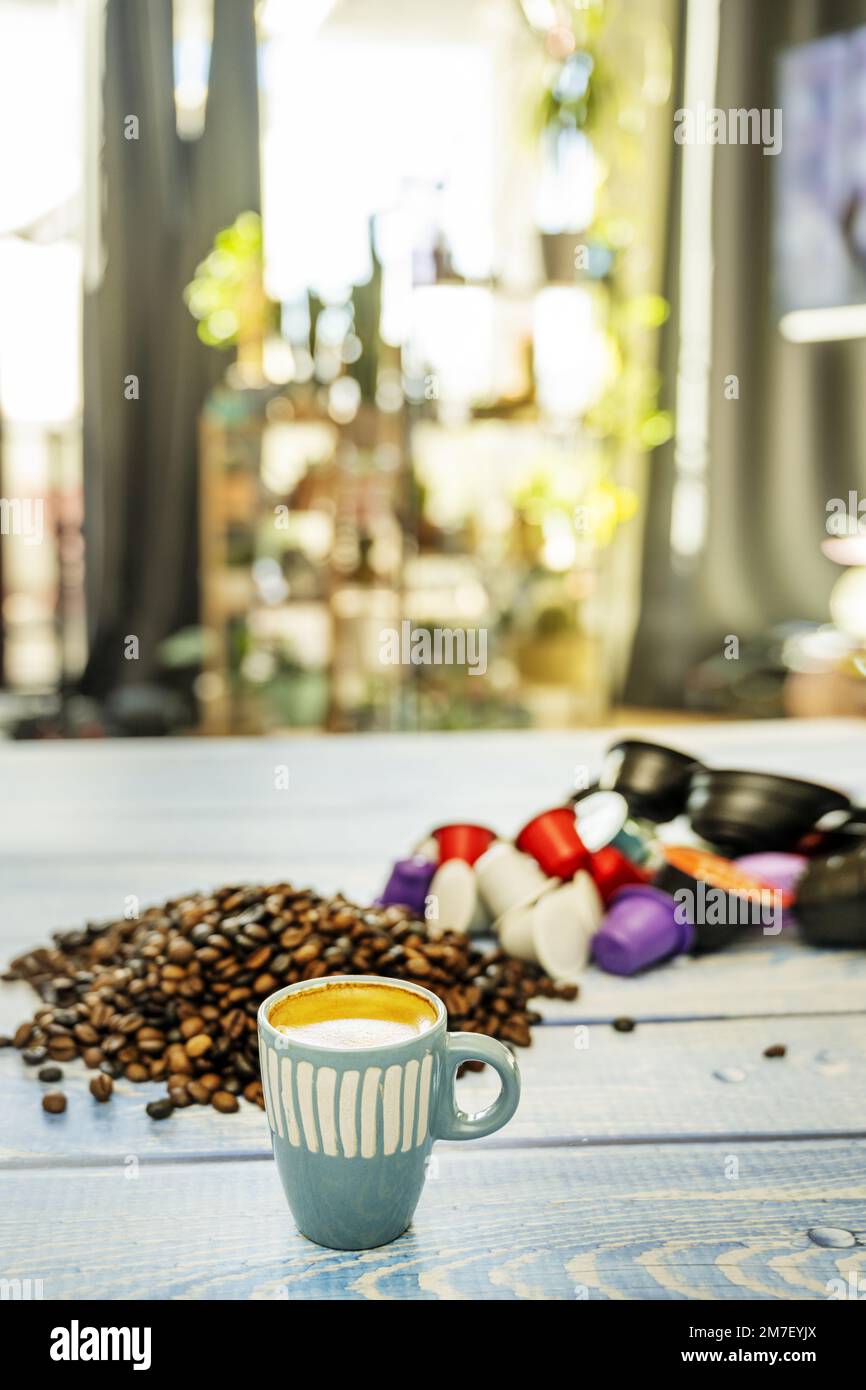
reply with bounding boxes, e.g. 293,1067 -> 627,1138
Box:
427,860 -> 488,937
474,841 -> 553,920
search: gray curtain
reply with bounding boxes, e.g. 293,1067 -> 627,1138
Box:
627,0 -> 866,707
81,0 -> 260,697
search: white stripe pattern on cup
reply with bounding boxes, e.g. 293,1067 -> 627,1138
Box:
262,1047 -> 435,1158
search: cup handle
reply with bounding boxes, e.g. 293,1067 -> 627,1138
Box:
433,1033 -> 521,1141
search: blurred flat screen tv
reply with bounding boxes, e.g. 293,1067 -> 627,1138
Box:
776,24 -> 866,340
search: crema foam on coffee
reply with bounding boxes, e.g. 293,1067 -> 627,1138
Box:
268,981 -> 438,1049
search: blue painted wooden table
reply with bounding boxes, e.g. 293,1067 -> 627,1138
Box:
1,720 -> 865,1300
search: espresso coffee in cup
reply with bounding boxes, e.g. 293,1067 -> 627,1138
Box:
269,979 -> 438,1049
258,974 -> 521,1250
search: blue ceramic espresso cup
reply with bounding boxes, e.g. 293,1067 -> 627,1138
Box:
258,974 -> 521,1250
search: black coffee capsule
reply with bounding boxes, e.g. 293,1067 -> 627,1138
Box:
687,769 -> 850,856
797,806 -> 866,856
796,844 -> 866,947
598,739 -> 702,824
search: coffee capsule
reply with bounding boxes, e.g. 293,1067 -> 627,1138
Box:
432,823 -> 496,867
599,739 -> 702,823
411,834 -> 441,862
592,885 -> 694,976
588,844 -> 651,905
796,806 -> 866,856
734,853 -> 808,896
686,769 -> 850,855
573,791 -> 659,866
497,870 -> 602,982
655,845 -> 790,950
566,782 -> 601,807
474,841 -> 553,921
427,859 -> 488,937
655,815 -> 717,853
516,807 -> 589,880
735,852 -> 807,931
795,844 -> 866,946
377,857 -> 437,916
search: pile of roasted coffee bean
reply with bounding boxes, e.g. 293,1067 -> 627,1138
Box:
1,883 -> 577,1120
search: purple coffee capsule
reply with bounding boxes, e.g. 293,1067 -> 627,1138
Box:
376,857 -> 437,917
735,851 -> 807,930
593,884 -> 695,977
734,852 -> 808,896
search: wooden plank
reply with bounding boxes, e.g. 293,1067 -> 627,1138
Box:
0,1140 -> 863,1299
3,1015 -> 864,1163
2,722 -> 864,853
543,937 -> 866,1022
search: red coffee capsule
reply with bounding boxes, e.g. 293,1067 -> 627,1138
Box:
432,823 -> 496,867
516,807 -> 589,880
588,844 -> 650,905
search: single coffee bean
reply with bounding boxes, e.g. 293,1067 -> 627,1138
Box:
763,1043 -> 787,1058
145,1099 -> 174,1121
165,1043 -> 191,1074
38,1065 -> 63,1082
184,1033 -> 212,1059
90,1074 -> 113,1102
612,1017 -> 636,1033
22,1047 -> 48,1065
211,1091 -> 239,1114
13,1022 -> 33,1049
115,1012 -> 144,1035
167,938 -> 195,965
42,1091 -> 67,1114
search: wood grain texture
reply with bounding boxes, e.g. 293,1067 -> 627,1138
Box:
1,723 -> 864,1300
1,1141 -> 864,1300
2,720 -> 864,876
1,1015 -> 864,1164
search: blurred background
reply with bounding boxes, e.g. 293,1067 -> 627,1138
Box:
1,0 -> 866,739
